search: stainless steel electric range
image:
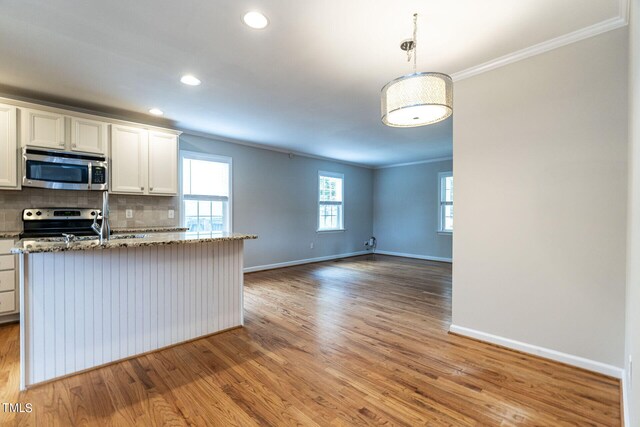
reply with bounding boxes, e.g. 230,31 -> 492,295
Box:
20,208 -> 102,240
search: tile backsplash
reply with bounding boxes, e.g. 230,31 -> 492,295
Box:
0,188 -> 180,232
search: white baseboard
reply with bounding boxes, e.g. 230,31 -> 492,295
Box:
449,324 -> 624,379
622,372 -> 630,427
375,250 -> 452,263
243,251 -> 369,273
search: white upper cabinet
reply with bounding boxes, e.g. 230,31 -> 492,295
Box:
21,108 -> 66,150
0,98 -> 179,195
148,131 -> 178,195
70,117 -> 108,155
22,108 -> 108,155
110,124 -> 148,194
111,126 -> 178,196
0,104 -> 18,189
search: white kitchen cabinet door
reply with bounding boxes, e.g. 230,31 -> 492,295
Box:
0,255 -> 14,271
110,125 -> 148,194
0,104 -> 18,188
0,291 -> 15,314
0,270 -> 14,292
21,108 -> 66,150
70,117 -> 108,155
148,131 -> 178,195
0,238 -> 18,320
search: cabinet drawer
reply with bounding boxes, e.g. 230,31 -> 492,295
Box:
0,240 -> 14,255
0,291 -> 15,314
0,270 -> 14,292
0,255 -> 14,271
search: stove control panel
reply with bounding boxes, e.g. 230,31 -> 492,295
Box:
22,208 -> 101,221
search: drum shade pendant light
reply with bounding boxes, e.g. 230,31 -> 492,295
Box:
381,13 -> 453,127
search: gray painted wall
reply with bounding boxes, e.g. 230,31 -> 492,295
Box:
180,134 -> 374,269
373,160 -> 453,260
626,0 -> 640,422
452,27 -> 628,367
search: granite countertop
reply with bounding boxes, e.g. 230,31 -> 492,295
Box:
0,231 -> 21,239
1,227 -> 188,240
11,232 -> 258,254
111,226 -> 189,234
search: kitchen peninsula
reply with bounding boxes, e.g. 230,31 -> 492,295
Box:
11,231 -> 257,389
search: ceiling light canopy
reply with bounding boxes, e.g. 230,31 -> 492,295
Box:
381,14 -> 453,128
243,11 -> 269,29
180,74 -> 201,86
148,108 -> 164,116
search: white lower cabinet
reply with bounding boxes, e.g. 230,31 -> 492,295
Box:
0,270 -> 15,292
0,252 -> 14,271
0,291 -> 16,314
0,239 -> 18,320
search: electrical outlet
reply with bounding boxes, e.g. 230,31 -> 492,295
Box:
168,209 -> 175,219
310,242 -> 314,249
125,209 -> 133,219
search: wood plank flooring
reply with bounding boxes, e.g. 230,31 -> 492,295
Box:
0,254 -> 621,426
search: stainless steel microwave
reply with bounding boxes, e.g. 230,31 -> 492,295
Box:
22,148 -> 108,191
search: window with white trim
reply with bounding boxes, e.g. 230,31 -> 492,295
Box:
318,171 -> 344,231
181,151 -> 232,233
438,172 -> 453,233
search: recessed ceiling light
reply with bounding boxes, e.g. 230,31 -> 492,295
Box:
149,108 -> 164,116
243,11 -> 269,29
180,75 -> 201,86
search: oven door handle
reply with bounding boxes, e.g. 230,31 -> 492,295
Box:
88,162 -> 92,190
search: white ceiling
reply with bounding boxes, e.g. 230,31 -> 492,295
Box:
0,0 -> 623,167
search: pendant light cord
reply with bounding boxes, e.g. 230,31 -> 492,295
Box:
412,13 -> 418,74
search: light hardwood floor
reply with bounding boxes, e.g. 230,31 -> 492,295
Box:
0,255 -> 621,426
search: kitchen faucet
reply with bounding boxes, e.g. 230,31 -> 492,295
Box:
92,191 -> 111,244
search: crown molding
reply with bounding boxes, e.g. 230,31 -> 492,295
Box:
451,2 -> 629,82
375,156 -> 453,169
179,128 -> 374,169
182,127 -> 455,170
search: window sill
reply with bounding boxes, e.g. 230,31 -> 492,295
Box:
317,228 -> 347,234
437,231 -> 453,236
